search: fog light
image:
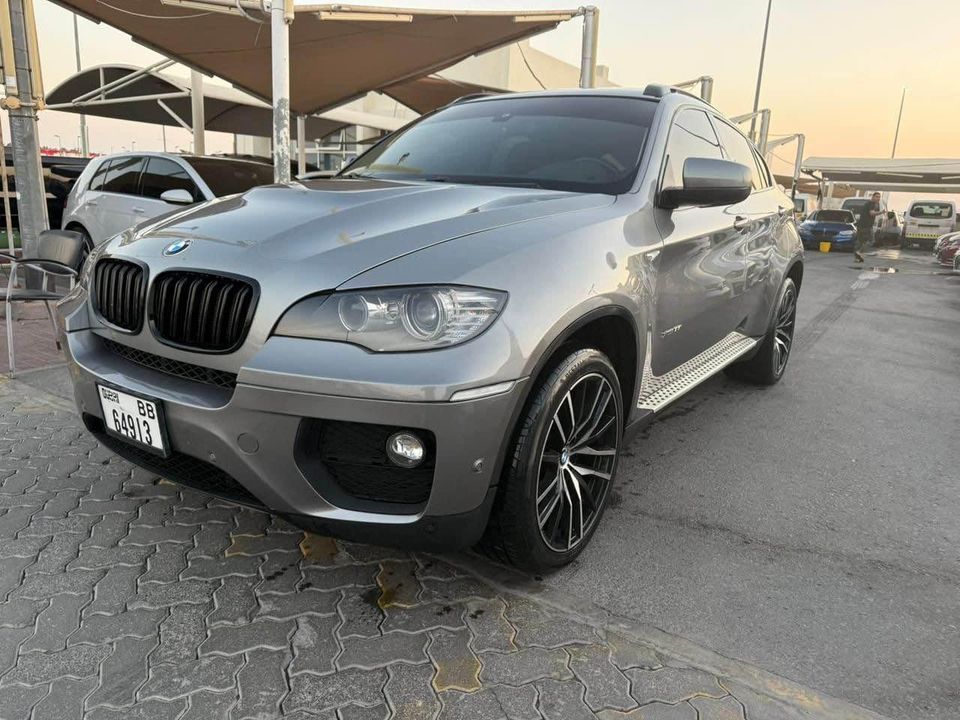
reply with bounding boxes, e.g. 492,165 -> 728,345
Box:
386,431 -> 425,468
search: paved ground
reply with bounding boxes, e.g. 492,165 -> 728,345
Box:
0,374 -> 889,720
551,248 -> 960,720
0,300 -> 63,375
0,247 -> 953,720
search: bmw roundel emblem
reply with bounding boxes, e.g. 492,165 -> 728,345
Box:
163,239 -> 192,256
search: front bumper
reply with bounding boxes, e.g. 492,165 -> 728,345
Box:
63,328 -> 527,550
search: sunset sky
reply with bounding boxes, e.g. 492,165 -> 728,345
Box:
22,0 -> 960,208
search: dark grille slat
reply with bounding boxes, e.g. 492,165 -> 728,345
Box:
150,271 -> 255,352
92,259 -> 145,332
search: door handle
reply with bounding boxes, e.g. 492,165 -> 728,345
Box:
132,207 -> 145,214
733,215 -> 749,231
86,200 -> 98,207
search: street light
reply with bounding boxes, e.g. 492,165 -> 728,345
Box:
749,0 -> 774,143
891,88 -> 906,159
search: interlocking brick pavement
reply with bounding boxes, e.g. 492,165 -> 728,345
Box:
0,376 -> 890,720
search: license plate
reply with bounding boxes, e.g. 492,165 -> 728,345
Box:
97,384 -> 168,456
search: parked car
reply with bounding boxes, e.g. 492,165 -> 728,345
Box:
797,209 -> 857,250
902,199 -> 957,250
874,211 -> 902,247
57,87 -> 803,571
936,234 -> 960,267
934,230 -> 960,254
841,196 -> 884,232
62,152 -> 276,250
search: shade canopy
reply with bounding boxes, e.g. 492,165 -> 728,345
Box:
802,157 -> 960,192
384,75 -> 502,114
51,1 -> 576,115
46,64 -> 406,139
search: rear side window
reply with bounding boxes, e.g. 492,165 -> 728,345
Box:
140,157 -> 201,201
87,159 -> 111,191
752,148 -> 772,188
713,119 -> 760,190
662,108 -> 722,190
183,158 -> 275,197
101,156 -> 144,195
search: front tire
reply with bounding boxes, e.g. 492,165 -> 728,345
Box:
481,349 -> 623,572
725,277 -> 798,386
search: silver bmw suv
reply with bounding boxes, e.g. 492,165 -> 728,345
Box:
58,87 -> 803,571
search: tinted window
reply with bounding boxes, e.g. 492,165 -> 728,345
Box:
183,158 -> 274,197
87,158 -> 111,191
813,210 -> 855,223
713,119 -> 760,190
141,157 -> 201,201
101,156 -> 143,195
342,96 -> 657,195
752,148 -> 772,188
662,108 -> 723,190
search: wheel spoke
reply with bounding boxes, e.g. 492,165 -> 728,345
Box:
572,415 -> 615,452
551,413 -> 568,444
565,468 -> 585,547
537,470 -> 561,504
568,465 -> 597,510
568,462 -> 611,481
538,491 -> 561,528
572,385 -> 612,447
570,445 -> 616,457
559,468 -> 574,549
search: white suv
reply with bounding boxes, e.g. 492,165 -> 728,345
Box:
62,153 -> 276,249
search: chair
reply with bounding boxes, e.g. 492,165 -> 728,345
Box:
2,229 -> 85,376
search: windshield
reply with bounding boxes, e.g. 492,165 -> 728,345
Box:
340,95 -> 657,194
841,199 -> 870,211
909,202 -> 953,219
184,158 -> 275,197
812,210 -> 855,223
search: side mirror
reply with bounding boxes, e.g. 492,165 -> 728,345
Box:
160,188 -> 194,205
659,157 -> 752,210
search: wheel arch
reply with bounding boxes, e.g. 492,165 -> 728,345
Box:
64,221 -> 94,251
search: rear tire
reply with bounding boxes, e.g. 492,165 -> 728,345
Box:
724,278 -> 797,386
480,348 -> 623,572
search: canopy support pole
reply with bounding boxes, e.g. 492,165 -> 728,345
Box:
296,113 -> 306,177
578,6 -> 599,89
190,69 -> 205,155
271,0 -> 293,183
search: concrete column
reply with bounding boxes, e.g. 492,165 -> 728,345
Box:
271,0 -> 292,183
578,6 -> 599,89
190,70 -> 205,156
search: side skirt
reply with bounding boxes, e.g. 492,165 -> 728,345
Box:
635,331 -> 757,413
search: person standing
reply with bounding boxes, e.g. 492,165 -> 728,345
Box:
855,192 -> 883,262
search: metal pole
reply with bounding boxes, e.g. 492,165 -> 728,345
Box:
72,13 -> 87,155
700,76 -> 713,104
578,6 -> 599,89
0,121 -> 15,256
749,0 -> 773,142
271,0 -> 293,183
5,0 -> 48,276
757,109 -> 771,156
190,69 -> 205,156
791,134 -> 804,201
296,114 -> 306,177
891,87 -> 906,159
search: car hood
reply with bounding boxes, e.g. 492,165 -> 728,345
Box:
112,178 -> 614,292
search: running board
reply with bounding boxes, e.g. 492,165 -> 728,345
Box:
637,331 -> 757,412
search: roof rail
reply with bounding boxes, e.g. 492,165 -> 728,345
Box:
447,92 -> 499,107
642,83 -> 710,104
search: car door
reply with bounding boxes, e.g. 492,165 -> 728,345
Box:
137,156 -> 203,220
71,158 -> 113,242
98,155 -> 146,237
711,118 -> 785,323
652,107 -> 747,376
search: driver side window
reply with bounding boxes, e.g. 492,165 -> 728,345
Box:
662,108 -> 723,191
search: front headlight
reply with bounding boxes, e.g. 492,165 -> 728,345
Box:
274,285 -> 507,351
